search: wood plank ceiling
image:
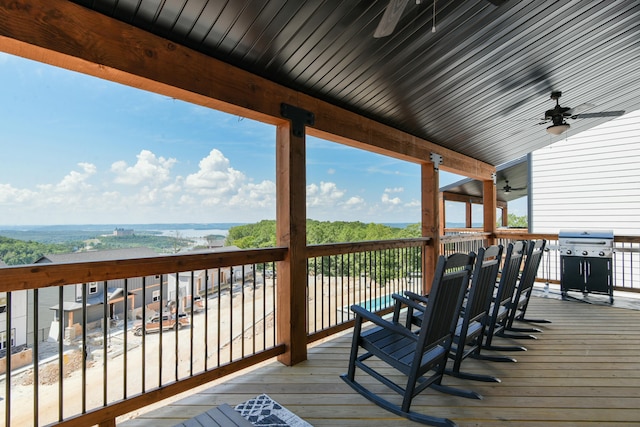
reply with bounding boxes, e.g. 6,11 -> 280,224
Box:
69,0 -> 640,167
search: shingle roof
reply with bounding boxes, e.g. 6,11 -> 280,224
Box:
35,247 -> 159,264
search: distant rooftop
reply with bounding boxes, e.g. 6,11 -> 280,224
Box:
35,247 -> 159,264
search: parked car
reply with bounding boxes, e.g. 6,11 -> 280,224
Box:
192,295 -> 204,313
133,313 -> 189,336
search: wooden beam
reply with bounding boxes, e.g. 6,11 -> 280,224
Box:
0,0 -> 494,179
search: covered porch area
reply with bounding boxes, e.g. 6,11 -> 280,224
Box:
122,292 -> 640,426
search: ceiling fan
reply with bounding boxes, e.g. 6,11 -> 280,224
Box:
502,180 -> 524,194
374,0 -> 509,38
541,91 -> 625,136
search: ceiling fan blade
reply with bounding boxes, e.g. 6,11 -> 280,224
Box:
572,111 -> 626,119
566,102 -> 595,116
374,0 -> 410,38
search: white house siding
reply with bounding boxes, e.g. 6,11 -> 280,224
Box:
0,291 -> 28,351
531,110 -> 640,235
531,110 -> 640,290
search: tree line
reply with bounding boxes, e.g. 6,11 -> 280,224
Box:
0,236 -> 77,266
226,220 -> 422,248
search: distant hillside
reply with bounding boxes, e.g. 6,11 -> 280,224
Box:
226,220 -> 421,248
0,236 -> 77,266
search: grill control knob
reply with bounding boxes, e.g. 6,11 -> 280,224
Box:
599,251 -> 605,257
582,250 -> 589,256
566,250 -> 572,255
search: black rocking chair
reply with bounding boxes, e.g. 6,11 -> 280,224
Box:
448,244 -> 504,382
479,240 -> 529,357
341,253 -> 477,427
401,246 -> 504,382
505,239 -> 550,330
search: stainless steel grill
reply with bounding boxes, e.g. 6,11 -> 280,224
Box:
558,230 -> 614,258
559,230 -> 614,303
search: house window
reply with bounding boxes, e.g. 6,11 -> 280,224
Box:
0,294 -> 6,314
152,290 -> 160,302
88,282 -> 98,294
0,329 -> 15,351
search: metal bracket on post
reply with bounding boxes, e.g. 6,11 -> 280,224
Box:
491,172 -> 497,185
430,152 -> 443,171
280,103 -> 315,138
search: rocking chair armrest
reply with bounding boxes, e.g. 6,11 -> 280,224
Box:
349,305 -> 417,339
392,293 -> 427,313
403,290 -> 429,305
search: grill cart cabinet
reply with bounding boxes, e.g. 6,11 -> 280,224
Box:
561,256 -> 613,302
559,230 -> 614,304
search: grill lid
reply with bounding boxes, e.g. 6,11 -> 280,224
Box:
558,230 -> 614,240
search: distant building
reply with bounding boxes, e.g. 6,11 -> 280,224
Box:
33,247 -> 161,343
113,228 -> 134,236
0,260 -> 28,358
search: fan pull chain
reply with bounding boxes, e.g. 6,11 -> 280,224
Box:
432,0 -> 436,32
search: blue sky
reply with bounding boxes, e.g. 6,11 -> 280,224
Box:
0,52 -> 524,226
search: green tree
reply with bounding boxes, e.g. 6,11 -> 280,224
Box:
505,213 -> 528,228
0,236 -> 76,265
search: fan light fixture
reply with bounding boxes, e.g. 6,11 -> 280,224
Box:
546,122 -> 570,135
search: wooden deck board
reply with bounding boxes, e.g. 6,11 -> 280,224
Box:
119,295 -> 640,426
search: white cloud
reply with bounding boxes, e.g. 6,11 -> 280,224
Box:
381,192 -> 402,205
1,143 -> 420,224
384,187 -> 404,193
184,149 -> 245,202
344,196 -> 365,208
37,162 -> 97,194
307,181 -> 346,207
229,180 -> 276,208
111,149 -> 176,185
0,183 -> 36,204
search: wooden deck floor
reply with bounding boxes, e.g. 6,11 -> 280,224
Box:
120,292 -> 640,426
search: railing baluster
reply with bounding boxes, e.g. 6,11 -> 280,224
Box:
141,276 -> 146,392
81,282 -> 87,413
158,274 -> 163,388
5,292 -> 11,426
123,278 -> 129,398
174,271 -> 179,382
33,289 -> 39,427
189,271 -> 195,377
241,264 -> 246,359
103,280 -> 108,407
58,285 -> 63,422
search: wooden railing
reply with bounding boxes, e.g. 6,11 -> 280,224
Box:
306,238 -> 429,342
0,238 -> 429,426
0,248 -> 288,427
443,229 -> 640,293
0,232 -> 638,426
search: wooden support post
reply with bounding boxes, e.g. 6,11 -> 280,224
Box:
483,178 -> 497,246
501,205 -> 509,227
276,104 -> 313,366
465,200 -> 472,228
438,192 -> 445,232
422,158 -> 440,294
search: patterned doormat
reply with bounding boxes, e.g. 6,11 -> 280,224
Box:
234,394 -> 313,427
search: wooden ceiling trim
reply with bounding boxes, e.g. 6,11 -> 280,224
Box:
0,0 -> 493,179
